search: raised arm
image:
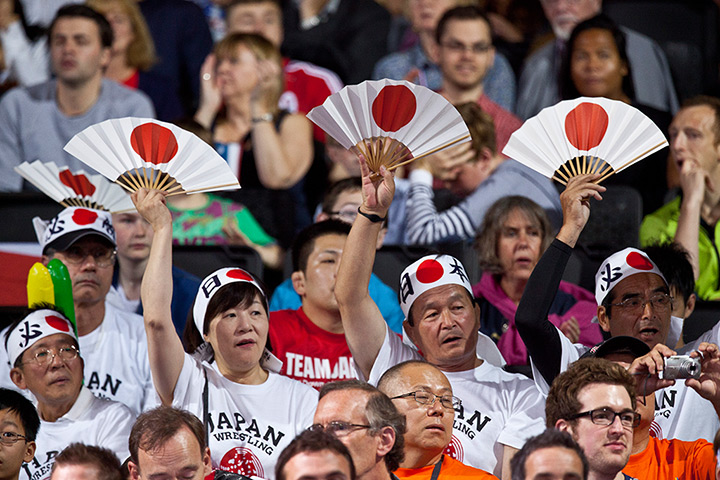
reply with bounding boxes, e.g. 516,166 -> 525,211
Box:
133,188 -> 186,405
335,158 -> 395,378
516,175 -> 604,384
673,158 -> 706,281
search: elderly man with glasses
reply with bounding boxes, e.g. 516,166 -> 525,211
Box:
5,308 -> 134,480
312,380 -> 406,480
377,360 -> 498,479
0,207 -> 154,416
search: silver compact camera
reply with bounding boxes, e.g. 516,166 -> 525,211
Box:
659,355 -> 702,380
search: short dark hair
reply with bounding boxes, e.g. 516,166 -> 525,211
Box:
643,242 -> 695,304
377,359 -> 441,392
435,6 -> 491,45
4,304 -> 79,368
129,407 -> 206,465
321,177 -> 362,215
226,0 -> 282,15
319,380 -> 406,472
510,429 -> 589,480
713,427 -> 720,455
474,196 -> 553,275
546,358 -> 637,428
51,443 -> 122,480
291,220 -> 351,273
560,14 -> 634,101
681,95 -> 720,146
0,388 -> 40,441
456,102 -> 497,156
48,4 -> 114,49
275,429 -> 356,480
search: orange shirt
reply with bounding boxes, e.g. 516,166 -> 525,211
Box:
623,436 -> 716,480
395,455 -> 498,480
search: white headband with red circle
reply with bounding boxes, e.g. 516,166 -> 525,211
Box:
399,255 -> 473,317
594,247 -> 667,306
6,310 -> 78,366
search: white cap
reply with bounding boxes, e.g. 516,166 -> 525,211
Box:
399,254 -> 473,318
594,247 -> 667,306
6,309 -> 78,366
33,207 -> 115,253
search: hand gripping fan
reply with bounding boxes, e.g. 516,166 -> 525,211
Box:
63,117 -> 240,195
14,160 -> 135,212
502,97 -> 668,185
307,79 -> 471,174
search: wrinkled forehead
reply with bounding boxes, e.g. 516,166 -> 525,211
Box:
410,284 -> 474,316
315,390 -> 369,423
607,272 -> 668,302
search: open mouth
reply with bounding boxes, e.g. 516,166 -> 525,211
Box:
236,339 -> 256,347
442,335 -> 462,345
637,326 -> 659,341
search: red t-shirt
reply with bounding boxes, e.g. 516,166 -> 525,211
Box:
395,455 -> 498,480
268,308 -> 355,389
623,436 -> 716,480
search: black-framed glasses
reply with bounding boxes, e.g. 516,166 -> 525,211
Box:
308,422 -> 372,437
23,345 -> 79,367
570,408 -> 640,429
61,246 -> 117,268
609,293 -> 672,315
0,431 -> 28,445
440,41 -> 492,55
391,391 -> 462,410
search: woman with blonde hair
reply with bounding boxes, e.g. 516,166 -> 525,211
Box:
194,33 -> 314,249
87,0 -> 182,120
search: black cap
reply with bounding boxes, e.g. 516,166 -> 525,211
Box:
580,336 -> 650,360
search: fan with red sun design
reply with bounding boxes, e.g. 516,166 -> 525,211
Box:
502,97 -> 668,185
307,79 -> 471,174
14,160 -> 135,212
63,118 -> 240,195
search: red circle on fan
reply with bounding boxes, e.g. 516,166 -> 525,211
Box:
72,209 -> 98,225
371,85 -> 417,132
226,269 -> 254,282
130,123 -> 179,164
45,315 -> 70,332
564,102 -> 609,151
220,447 -> 264,477
416,259 -> 444,284
443,435 -> 464,461
626,251 -> 654,271
59,170 -> 96,196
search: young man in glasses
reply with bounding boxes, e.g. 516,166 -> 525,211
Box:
515,174 -> 720,442
0,207 -> 154,416
313,380 -> 405,480
546,358 -> 639,480
5,307 -> 133,480
377,360 -> 497,479
0,388 -> 38,480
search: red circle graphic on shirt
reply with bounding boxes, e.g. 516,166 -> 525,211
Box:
443,434 -> 464,461
71,208 -> 98,225
371,85 -> 417,132
415,259 -> 444,284
625,251 -> 654,271
220,447 -> 264,477
130,123 -> 179,164
59,170 -> 96,196
46,315 -> 70,332
226,269 -> 255,282
564,103 -> 609,151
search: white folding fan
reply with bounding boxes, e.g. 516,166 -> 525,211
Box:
502,97 -> 668,185
307,79 -> 471,174
63,118 -> 240,196
14,160 -> 135,212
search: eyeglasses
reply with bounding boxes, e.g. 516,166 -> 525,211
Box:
440,41 -> 492,55
570,408 -> 640,429
23,345 -> 79,367
391,391 -> 462,410
0,431 -> 28,445
308,422 -> 372,437
61,246 -> 117,268
327,209 -> 358,224
609,293 -> 673,315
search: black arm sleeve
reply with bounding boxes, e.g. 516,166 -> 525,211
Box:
515,239 -> 574,385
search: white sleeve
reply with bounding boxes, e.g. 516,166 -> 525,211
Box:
361,324 -> 420,385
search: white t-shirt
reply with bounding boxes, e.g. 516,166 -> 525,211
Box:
173,354 -> 318,479
365,325 -> 546,478
530,324 -> 720,442
1,304 -> 155,415
19,387 -> 134,480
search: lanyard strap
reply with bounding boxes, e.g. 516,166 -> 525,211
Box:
430,455 -> 444,480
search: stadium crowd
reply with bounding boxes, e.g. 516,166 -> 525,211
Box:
2,0 -> 720,479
